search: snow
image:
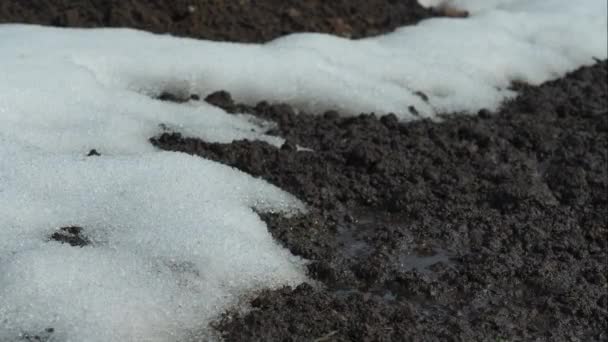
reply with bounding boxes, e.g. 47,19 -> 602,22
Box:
0,0 -> 606,340
0,143 -> 307,341
1,0 -> 605,126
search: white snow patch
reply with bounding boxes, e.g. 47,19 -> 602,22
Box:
0,56 -> 283,154
0,0 -> 606,340
0,0 -> 604,125
0,143 -> 307,341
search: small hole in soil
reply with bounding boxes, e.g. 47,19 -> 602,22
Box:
50,226 -> 90,247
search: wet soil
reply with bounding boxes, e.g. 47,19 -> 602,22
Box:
0,0 -> 434,42
152,61 -> 608,341
3,0 -> 607,341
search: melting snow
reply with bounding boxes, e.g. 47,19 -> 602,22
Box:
0,0 -> 604,126
0,0 -> 606,340
0,142 -> 307,341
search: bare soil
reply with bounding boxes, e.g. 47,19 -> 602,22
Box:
153,61 -> 608,342
0,0 -> 433,41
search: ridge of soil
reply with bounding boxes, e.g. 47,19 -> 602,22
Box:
0,0 -> 435,42
152,61 -> 608,341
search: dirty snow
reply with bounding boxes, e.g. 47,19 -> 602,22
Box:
0,0 -> 606,341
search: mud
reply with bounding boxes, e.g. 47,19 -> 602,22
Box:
153,61 -> 608,341
0,0 -> 434,42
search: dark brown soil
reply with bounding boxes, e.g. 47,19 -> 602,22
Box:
50,226 -> 90,247
3,1 -> 607,341
152,61 -> 608,341
0,0 -> 434,42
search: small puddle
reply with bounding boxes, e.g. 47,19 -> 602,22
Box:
398,249 -> 453,274
334,209 -> 413,260
335,209 -> 454,269
331,208 -> 456,302
335,224 -> 373,260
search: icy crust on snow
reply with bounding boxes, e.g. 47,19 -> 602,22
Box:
1,0 -> 605,126
0,143 -> 307,341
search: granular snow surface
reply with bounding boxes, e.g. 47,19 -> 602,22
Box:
0,142 -> 307,341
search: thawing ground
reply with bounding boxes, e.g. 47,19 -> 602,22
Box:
0,0 -> 606,341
